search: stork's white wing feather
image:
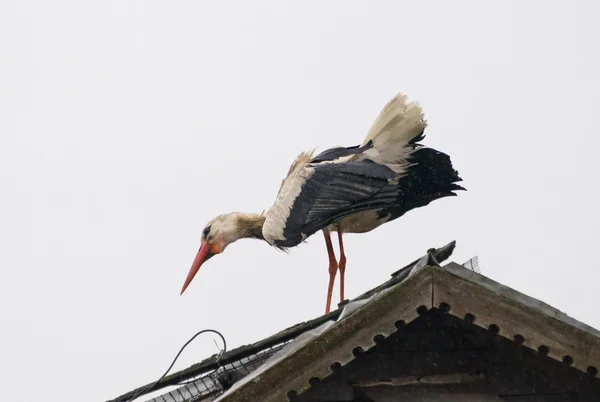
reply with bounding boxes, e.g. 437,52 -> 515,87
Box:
356,93 -> 427,173
264,164 -> 315,244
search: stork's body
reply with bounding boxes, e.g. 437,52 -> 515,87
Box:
181,93 -> 464,314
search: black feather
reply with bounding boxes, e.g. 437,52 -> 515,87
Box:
408,129 -> 426,146
275,159 -> 399,247
310,140 -> 374,163
377,147 -> 465,221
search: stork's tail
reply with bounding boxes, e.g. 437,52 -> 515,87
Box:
361,93 -> 427,172
379,147 -> 465,222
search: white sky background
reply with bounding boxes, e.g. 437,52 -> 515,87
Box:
2,1 -> 599,401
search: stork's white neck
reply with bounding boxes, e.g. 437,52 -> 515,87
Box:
234,212 -> 266,240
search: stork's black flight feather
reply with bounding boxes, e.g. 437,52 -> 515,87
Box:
275,159 -> 400,247
378,147 -> 464,222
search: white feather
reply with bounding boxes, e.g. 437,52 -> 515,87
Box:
263,165 -> 315,244
354,93 -> 427,173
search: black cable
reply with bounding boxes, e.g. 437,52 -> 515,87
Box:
126,329 -> 227,402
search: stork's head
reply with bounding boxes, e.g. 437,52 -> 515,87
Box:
180,212 -> 264,295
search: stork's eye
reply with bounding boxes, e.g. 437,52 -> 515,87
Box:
203,226 -> 211,238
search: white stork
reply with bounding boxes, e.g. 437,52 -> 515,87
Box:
180,93 -> 464,314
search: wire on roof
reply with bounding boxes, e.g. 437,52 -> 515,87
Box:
125,329 -> 227,402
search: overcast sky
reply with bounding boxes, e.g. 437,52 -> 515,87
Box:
2,1 -> 600,401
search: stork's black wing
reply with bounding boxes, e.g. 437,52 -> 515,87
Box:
277,159 -> 400,247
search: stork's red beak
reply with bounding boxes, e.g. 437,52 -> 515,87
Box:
180,243 -> 216,295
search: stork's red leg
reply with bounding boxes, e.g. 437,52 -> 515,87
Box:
323,231 -> 338,314
337,228 -> 347,303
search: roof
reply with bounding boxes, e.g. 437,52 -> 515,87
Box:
109,241 -> 600,402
